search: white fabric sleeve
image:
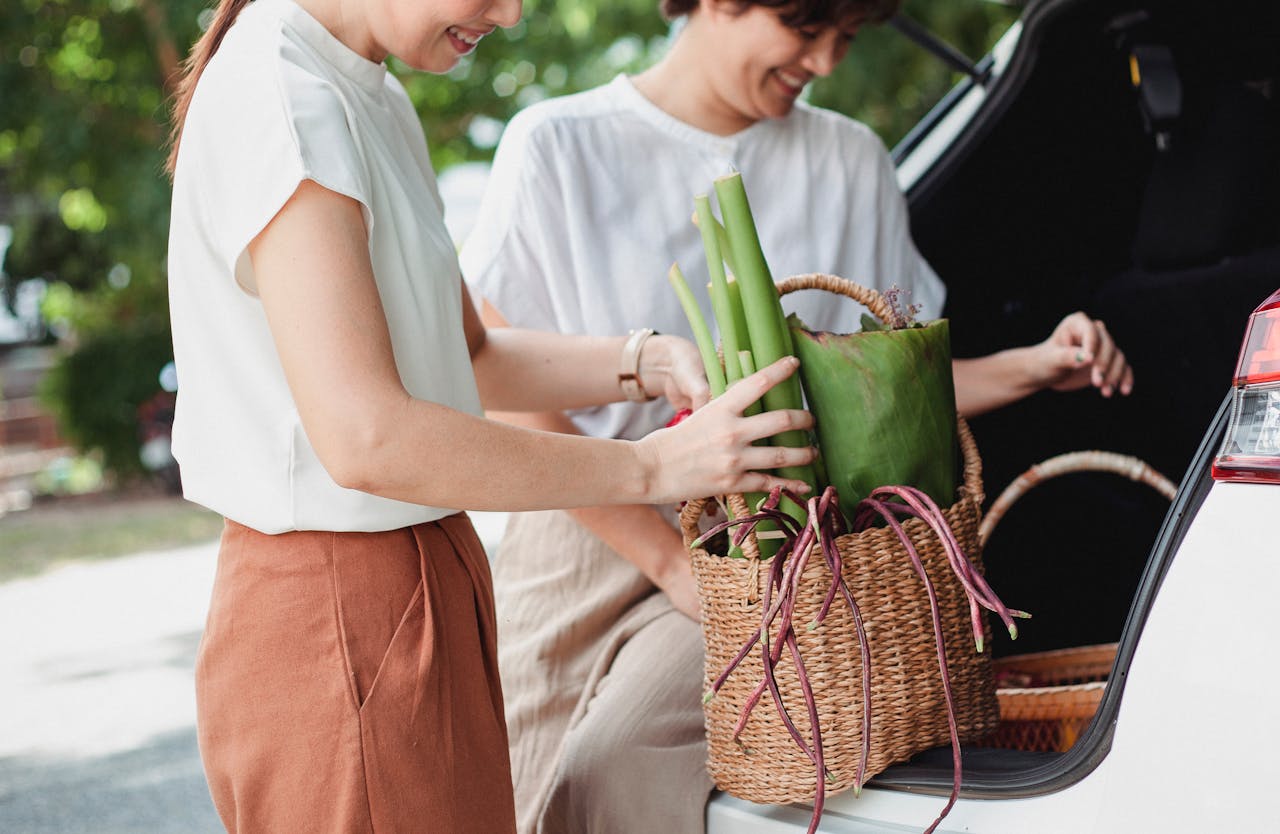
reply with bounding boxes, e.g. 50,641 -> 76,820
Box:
195,58 -> 373,296
866,136 -> 947,320
458,111 -> 560,330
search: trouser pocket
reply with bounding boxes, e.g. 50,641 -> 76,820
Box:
330,528 -> 424,710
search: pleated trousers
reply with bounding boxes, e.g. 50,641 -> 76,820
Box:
195,515 -> 516,834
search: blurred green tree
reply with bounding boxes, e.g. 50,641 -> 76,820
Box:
1,0 -> 204,477
0,0 -> 1017,479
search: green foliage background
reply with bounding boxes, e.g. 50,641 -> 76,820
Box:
0,0 -> 1018,478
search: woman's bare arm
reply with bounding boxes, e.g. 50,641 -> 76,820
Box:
954,312 -> 1134,417
464,288 -> 710,415
248,180 -> 815,512
480,300 -> 701,618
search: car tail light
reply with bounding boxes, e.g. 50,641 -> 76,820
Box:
1213,288 -> 1280,483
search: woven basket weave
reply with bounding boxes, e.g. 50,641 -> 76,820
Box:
988,644 -> 1115,753
678,274 -> 1000,804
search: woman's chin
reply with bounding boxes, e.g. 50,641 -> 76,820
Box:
404,55 -> 458,74
761,98 -> 798,121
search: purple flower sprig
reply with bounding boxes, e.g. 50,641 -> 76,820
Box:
881,284 -> 923,330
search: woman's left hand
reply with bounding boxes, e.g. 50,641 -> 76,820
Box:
1032,312 -> 1134,397
639,334 -> 714,411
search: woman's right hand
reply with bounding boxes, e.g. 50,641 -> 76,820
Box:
635,356 -> 816,505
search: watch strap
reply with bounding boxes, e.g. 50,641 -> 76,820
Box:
619,328 -> 657,403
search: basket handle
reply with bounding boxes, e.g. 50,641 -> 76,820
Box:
978,451 -> 1177,546
680,493 -> 763,561
776,273 -> 895,324
678,273 -> 983,550
956,415 -> 983,506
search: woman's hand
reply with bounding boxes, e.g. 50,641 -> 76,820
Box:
1032,312 -> 1134,397
636,356 -> 816,505
954,312 -> 1137,416
637,334 -> 713,411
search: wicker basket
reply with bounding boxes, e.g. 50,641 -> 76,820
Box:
988,643 -> 1116,752
979,451 -> 1176,753
679,274 -> 1000,804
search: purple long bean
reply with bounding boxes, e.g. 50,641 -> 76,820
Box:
858,498 -> 961,834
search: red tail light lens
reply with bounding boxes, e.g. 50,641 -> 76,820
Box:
1213,289 -> 1280,483
1234,291 -> 1280,386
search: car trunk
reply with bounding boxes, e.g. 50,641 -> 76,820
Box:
871,0 -> 1280,794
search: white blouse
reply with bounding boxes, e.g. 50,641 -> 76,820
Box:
461,74 -> 945,442
167,0 -> 482,533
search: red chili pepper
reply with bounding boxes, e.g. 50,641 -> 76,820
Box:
665,408 -> 693,428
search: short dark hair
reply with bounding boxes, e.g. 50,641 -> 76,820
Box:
658,0 -> 902,28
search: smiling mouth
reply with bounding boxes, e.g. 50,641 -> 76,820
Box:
447,25 -> 490,49
774,69 -> 809,95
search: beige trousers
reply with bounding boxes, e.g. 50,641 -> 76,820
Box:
493,510 -> 713,834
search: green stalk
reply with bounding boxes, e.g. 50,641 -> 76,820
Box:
735,350 -> 762,417
734,349 -> 778,558
667,263 -> 726,397
692,207 -> 738,277
710,284 -> 743,382
696,195 -> 744,385
741,351 -> 827,502
725,277 -> 752,360
713,172 -> 814,489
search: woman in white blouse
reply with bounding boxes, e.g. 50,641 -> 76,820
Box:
163,0 -> 818,831
461,1 -> 1134,832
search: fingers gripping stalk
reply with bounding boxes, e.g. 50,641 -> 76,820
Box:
637,357 -> 815,505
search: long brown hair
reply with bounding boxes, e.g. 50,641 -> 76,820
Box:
164,0 -> 254,178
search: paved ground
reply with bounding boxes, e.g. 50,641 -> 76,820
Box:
0,512 -> 509,834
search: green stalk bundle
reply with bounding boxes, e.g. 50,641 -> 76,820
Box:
712,173 -> 816,492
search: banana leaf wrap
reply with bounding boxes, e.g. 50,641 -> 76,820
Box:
788,314 -> 957,509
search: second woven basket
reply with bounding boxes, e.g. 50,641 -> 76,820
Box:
979,449 -> 1177,753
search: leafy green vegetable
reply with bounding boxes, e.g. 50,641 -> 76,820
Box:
790,315 -> 956,509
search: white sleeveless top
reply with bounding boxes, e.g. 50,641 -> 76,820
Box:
167,0 -> 482,533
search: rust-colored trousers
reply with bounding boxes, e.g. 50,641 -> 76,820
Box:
195,515 -> 516,834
